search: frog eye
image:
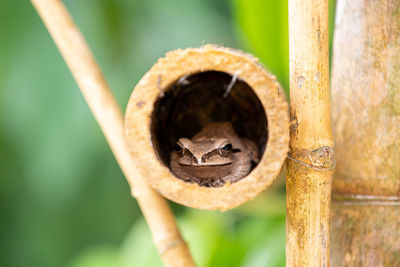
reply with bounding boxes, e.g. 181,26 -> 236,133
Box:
174,144 -> 183,153
222,143 -> 232,151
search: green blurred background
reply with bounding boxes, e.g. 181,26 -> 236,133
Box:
0,1 -> 334,266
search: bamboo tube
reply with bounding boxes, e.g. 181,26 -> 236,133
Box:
287,0 -> 335,266
124,46 -> 290,211
30,1 -> 195,266
330,0 -> 400,265
126,45 -> 289,210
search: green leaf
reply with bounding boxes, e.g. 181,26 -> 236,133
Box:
233,0 -> 289,92
67,246 -> 119,267
118,219 -> 163,267
233,0 -> 336,93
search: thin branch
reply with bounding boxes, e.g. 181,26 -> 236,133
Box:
30,0 -> 195,266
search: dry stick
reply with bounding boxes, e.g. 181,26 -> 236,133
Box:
286,0 -> 335,266
30,0 -> 195,266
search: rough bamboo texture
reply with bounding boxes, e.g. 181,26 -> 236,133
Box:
30,0 -> 195,266
287,0 -> 335,266
330,0 -> 400,266
125,46 -> 290,211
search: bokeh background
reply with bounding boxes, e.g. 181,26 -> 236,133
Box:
0,1 -> 335,266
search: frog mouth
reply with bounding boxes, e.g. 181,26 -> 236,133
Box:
190,162 -> 233,167
180,164 -> 234,179
177,154 -> 235,166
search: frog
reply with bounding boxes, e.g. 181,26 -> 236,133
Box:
170,122 -> 259,187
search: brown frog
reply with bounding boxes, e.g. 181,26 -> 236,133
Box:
170,122 -> 259,187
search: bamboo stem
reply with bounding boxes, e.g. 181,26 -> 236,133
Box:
287,0 -> 334,266
30,0 -> 195,266
330,0 -> 400,265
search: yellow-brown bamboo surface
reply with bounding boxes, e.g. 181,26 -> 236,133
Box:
330,0 -> 400,266
30,0 -> 195,266
287,0 -> 335,266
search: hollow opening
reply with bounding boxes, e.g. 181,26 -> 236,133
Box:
151,71 -> 268,186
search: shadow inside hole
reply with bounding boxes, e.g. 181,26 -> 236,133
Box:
151,71 -> 268,183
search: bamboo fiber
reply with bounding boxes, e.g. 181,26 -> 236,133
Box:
330,0 -> 400,265
30,0 -> 195,266
125,46 -> 290,211
287,0 -> 334,266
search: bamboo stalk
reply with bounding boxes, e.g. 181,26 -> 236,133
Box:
330,0 -> 400,265
30,0 -> 195,266
287,0 -> 335,266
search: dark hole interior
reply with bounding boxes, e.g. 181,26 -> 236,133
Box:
151,71 -> 268,182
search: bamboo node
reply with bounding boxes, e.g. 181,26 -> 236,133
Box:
287,146 -> 336,171
158,238 -> 185,255
332,193 -> 400,206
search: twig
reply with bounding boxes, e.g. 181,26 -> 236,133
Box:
30,0 -> 195,266
222,72 -> 238,98
286,0 -> 334,266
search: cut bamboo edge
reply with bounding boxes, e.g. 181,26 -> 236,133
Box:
30,0 -> 195,266
125,46 -> 290,211
287,0 -> 335,266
